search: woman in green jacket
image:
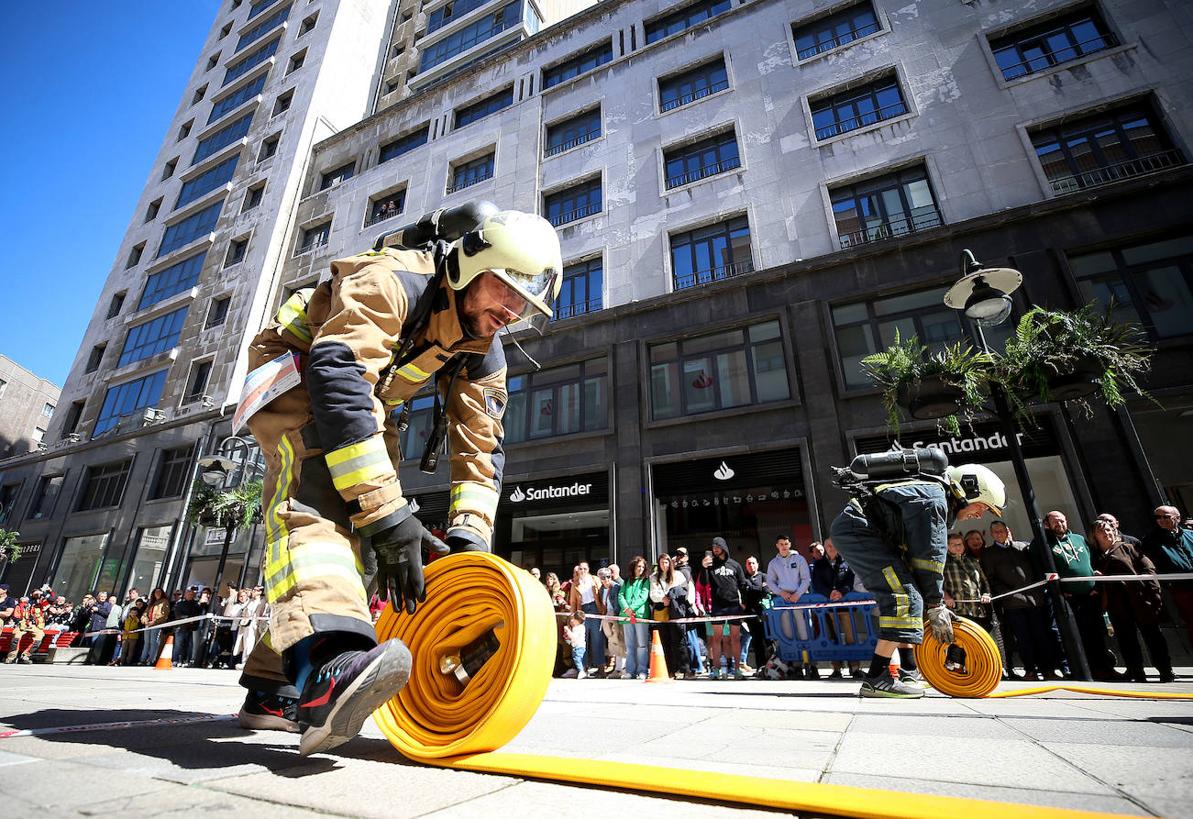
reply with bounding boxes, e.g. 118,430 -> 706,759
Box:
617,556 -> 651,679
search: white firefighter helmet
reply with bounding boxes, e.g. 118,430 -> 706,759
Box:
447,210 -> 563,323
945,464 -> 1006,516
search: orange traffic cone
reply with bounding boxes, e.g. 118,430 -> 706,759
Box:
155,633 -> 174,670
645,629 -> 671,683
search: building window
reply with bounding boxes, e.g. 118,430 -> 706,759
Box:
365,189 -> 406,227
219,22 -> 233,39
659,57 -> 728,113
427,0 -> 486,32
273,88 -> 294,116
831,287 -> 965,389
179,119 -> 194,140
542,40 -> 613,89
193,112 -> 254,164
544,108 -> 601,157
455,87 -> 513,129
448,153 -> 495,194
208,74 -> 266,125
989,6 -> 1117,82
259,133 -> 281,161
502,358 -> 608,443
248,0 -> 280,20
380,125 -> 430,163
126,242 -> 145,269
86,344 -> 107,374
192,83 -> 209,105
223,37 -> 280,86
298,12 -> 318,36
384,78 -> 402,95
0,484 -> 20,524
1069,233 -> 1193,340
175,155 -> 240,210
287,48 -> 306,74
145,198 -> 162,222
32,427 -> 46,447
94,371 -> 168,436
206,53 -> 220,71
118,307 -> 189,366
236,4 -> 290,53
106,291 -> 126,319
663,128 -> 740,189
150,445 -> 195,500
298,221 -> 331,254
830,164 -> 942,248
76,459 -> 134,511
556,258 -> 602,320
61,400 -> 85,438
42,402 -> 55,419
318,160 -> 355,191
139,252 -> 206,310
186,359 -> 214,403
225,237 -> 248,267
544,177 -> 602,227
419,2 -> 519,73
390,43 -> 406,59
162,157 -> 179,180
650,320 -> 789,419
29,475 -> 64,520
157,199 -> 224,258
792,1 -> 880,60
1030,103 -> 1183,195
669,214 -> 752,290
810,73 -> 908,140
243,182 -> 265,211
646,0 -> 731,44
207,296 -> 231,328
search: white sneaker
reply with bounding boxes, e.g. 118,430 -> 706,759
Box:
577,669 -> 588,679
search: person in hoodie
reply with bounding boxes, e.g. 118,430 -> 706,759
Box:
707,537 -> 747,679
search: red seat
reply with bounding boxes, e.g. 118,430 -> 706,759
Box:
0,628 -> 79,657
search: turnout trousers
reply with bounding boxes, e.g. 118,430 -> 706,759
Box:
238,379 -> 380,698
829,482 -> 949,644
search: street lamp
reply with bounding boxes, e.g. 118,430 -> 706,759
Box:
199,436 -> 261,611
944,250 -> 1091,680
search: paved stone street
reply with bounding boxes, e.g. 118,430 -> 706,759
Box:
0,665 -> 1190,817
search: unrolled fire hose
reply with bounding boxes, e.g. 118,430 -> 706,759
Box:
370,552 -> 1172,819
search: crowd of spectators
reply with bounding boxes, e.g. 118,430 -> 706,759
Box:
0,581 -> 270,669
535,503 -> 1193,684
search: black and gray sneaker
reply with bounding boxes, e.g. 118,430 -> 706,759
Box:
859,673 -> 925,699
897,668 -> 928,689
238,690 -> 300,733
297,638 -> 412,757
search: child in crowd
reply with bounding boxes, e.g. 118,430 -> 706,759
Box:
563,612 -> 587,679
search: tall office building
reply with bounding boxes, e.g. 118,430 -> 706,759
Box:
0,0 -> 1190,600
0,356 -> 59,464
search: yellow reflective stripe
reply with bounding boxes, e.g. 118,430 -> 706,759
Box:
910,557 -> 945,574
878,615 -> 921,628
396,362 -> 431,383
451,483 -> 499,520
326,436 -> 392,491
893,593 -> 910,619
264,435 -> 296,603
881,566 -> 906,594
276,294 -> 312,343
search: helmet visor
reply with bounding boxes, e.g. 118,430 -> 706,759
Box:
494,266 -> 560,319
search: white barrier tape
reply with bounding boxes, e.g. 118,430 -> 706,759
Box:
554,599 -> 877,625
80,612 -> 269,638
954,571 -> 1193,605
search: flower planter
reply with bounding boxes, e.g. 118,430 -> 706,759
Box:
1046,355 -> 1102,402
896,374 -> 966,420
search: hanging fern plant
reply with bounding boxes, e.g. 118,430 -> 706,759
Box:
0,529 -> 21,564
186,479 -> 264,531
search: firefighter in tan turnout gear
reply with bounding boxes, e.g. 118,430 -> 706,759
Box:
235,205 -> 563,756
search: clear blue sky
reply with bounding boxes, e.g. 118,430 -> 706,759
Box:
0,1 -> 221,387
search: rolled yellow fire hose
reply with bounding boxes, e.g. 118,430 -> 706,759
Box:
372,553 -> 1147,818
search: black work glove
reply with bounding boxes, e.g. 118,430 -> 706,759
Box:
369,515 -> 450,615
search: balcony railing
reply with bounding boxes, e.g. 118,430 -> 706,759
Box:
997,32 -> 1117,81
665,156 -> 741,189
547,203 -> 601,227
659,78 -> 729,113
544,129 -> 600,157
673,259 -> 754,290
297,234 -> 330,255
1047,150 -> 1185,195
813,100 -> 907,140
552,297 -> 603,320
837,211 -> 943,249
446,168 -> 494,194
796,21 -> 881,60
364,206 -> 402,227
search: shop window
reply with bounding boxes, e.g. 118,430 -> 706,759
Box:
128,525 -> 172,597
989,5 -> 1116,82
28,475 -> 64,520
646,0 -> 731,44
1069,232 -> 1193,340
150,445 -> 195,499
503,358 -> 608,444
810,72 -> 908,141
555,258 -> 602,320
650,321 -> 789,420
792,1 -> 880,60
669,214 -> 752,290
544,108 -> 601,157
663,128 -> 739,189
52,533 -> 111,604
1030,101 -> 1183,195
659,57 -> 728,113
76,460 -> 133,511
829,164 -> 941,249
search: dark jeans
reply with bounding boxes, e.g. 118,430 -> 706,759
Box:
1066,592 -> 1112,674
1003,606 -> 1053,675
174,627 -> 195,665
742,613 -> 767,668
1108,610 -> 1172,676
653,622 -> 688,676
580,602 -> 605,669
86,634 -> 116,665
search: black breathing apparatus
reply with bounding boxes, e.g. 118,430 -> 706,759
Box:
830,445 -> 950,498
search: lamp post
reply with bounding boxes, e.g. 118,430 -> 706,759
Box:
944,250 -> 1091,680
198,435 -> 262,603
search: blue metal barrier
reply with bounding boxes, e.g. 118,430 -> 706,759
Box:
763,593 -> 878,665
